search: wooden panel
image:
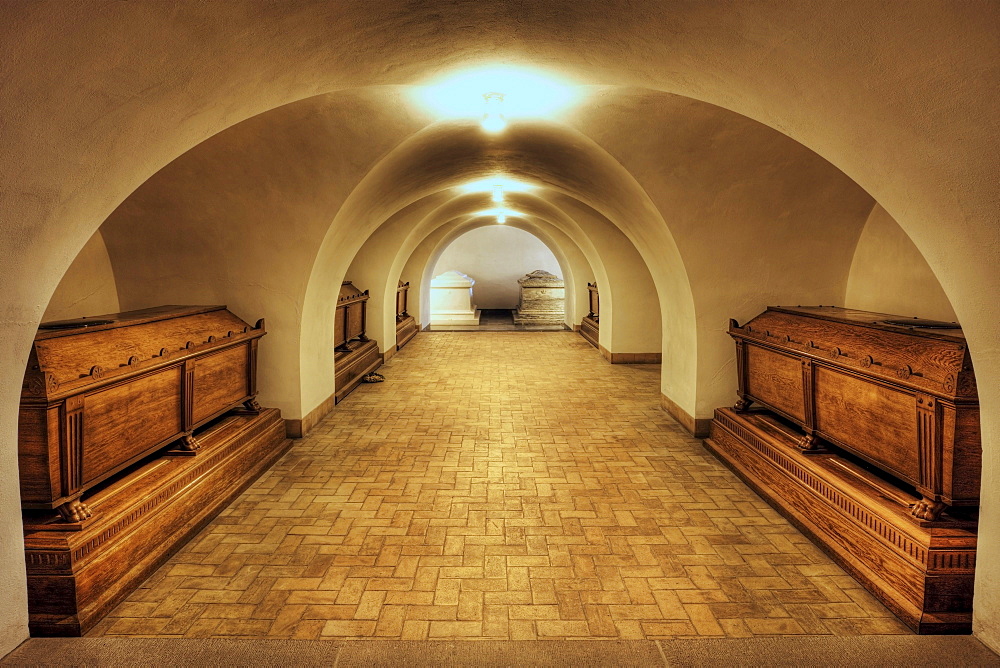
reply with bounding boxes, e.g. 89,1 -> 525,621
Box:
192,345 -> 249,424
944,405 -> 982,503
745,344 -> 805,422
813,365 -> 919,481
82,367 -> 183,485
347,302 -> 364,341
18,407 -> 60,504
334,308 -> 347,349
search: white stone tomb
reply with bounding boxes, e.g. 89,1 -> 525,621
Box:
429,270 -> 481,326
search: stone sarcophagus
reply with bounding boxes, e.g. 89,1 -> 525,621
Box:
334,281 -> 381,403
430,270 -> 480,326
706,305 -> 980,633
729,306 -> 979,521
513,270 -> 565,325
19,305 -> 265,523
580,281 -> 599,348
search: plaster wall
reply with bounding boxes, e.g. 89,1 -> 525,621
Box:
433,226 -> 561,309
566,89 -> 876,417
98,89 -> 430,419
845,204 -> 958,323
42,230 -> 120,322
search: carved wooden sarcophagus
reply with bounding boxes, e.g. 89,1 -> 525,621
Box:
580,282 -> 599,349
395,280 -> 418,350
334,281 -> 381,403
730,306 -> 979,521
19,305 -> 264,523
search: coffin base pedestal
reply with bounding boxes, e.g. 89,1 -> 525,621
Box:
395,316 -> 418,350
429,309 -> 481,327
24,408 -> 290,637
704,407 -> 976,634
512,308 -> 565,325
334,339 -> 382,404
580,316 -> 599,349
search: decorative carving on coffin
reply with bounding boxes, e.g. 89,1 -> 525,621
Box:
727,306 -> 980,522
513,270 -> 565,325
18,305 -> 267,522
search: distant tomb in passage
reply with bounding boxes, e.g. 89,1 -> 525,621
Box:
430,270 -> 481,326
513,270 -> 565,325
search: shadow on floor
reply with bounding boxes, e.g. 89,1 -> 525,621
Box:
424,309 -> 569,332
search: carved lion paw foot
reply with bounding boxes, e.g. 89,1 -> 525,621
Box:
911,498 -> 946,521
58,499 -> 93,523
182,434 -> 202,451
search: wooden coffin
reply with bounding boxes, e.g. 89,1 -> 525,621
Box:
706,408 -> 976,634
729,306 -> 979,521
580,282 -> 599,349
19,305 -> 265,523
334,281 -> 381,403
395,280 -> 418,350
25,409 -> 290,636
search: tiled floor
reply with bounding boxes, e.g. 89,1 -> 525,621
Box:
89,332 -> 909,639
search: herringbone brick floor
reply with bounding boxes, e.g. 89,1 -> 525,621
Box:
89,332 -> 909,639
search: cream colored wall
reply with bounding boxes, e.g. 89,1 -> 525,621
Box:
42,230 -> 120,321
567,89 -> 875,417
99,89 -> 432,418
1,2 -> 998,657
433,226 -> 561,309
845,204 -> 958,322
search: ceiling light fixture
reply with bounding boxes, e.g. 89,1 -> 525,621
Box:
413,66 -> 580,125
497,213 -> 507,224
457,177 -> 536,195
481,92 -> 506,133
492,184 -> 504,203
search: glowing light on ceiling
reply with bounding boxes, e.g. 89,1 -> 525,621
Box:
458,177 -> 537,195
491,184 -> 504,203
413,66 -> 580,127
476,207 -> 522,225
481,93 -> 506,133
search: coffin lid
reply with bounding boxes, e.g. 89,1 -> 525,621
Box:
25,305 -> 259,396
431,270 -> 475,288
518,270 -> 563,287
733,306 -> 974,400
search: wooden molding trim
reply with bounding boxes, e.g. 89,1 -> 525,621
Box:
382,345 -> 397,362
660,393 -> 712,438
285,391 -> 337,439
599,345 -> 661,364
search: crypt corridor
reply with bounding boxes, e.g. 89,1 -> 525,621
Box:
2,2 -> 999,663
87,333 -> 907,640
